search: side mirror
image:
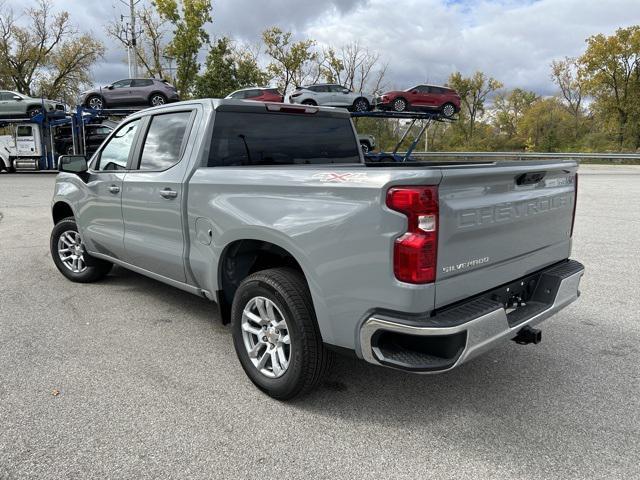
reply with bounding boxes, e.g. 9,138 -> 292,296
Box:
13,95 -> 22,101
107,85 -> 114,90
342,89 -> 350,94
59,155 -> 88,174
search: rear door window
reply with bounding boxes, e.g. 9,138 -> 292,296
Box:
137,111 -> 192,171
132,79 -> 153,87
208,112 -> 360,166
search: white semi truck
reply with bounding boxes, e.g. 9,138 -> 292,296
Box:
0,123 -> 44,172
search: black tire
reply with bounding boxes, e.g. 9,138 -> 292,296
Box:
301,99 -> 317,106
27,106 -> 42,118
352,98 -> 370,112
7,162 -> 16,173
360,142 -> 370,154
50,217 -> 113,283
231,267 -> 333,400
441,102 -> 456,118
85,95 -> 104,110
392,97 -> 408,112
149,93 -> 167,107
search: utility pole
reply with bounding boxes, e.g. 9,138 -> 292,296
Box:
119,0 -> 141,78
129,0 -> 138,78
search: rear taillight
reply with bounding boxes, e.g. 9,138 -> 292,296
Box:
570,173 -> 578,237
386,186 -> 439,284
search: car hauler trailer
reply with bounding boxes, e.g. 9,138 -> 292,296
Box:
0,106 -> 139,173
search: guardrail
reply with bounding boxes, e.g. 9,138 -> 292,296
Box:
401,152 -> 640,162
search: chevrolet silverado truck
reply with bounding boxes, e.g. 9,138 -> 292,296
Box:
50,99 -> 584,399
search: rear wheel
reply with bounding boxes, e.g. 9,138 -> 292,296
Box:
301,99 -> 317,106
149,93 -> 167,107
353,98 -> 370,112
231,267 -> 333,400
441,102 -> 456,118
50,217 -> 113,283
360,142 -> 370,154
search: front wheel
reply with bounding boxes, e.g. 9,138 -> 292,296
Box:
392,98 -> 408,112
85,95 -> 104,110
27,106 -> 42,118
231,268 -> 333,400
50,217 -> 113,283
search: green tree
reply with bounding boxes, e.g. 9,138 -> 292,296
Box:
194,37 -> 269,98
262,27 -> 317,95
0,0 -> 104,103
579,26 -> 640,149
519,97 -> 575,151
194,37 -> 237,98
447,71 -> 503,141
154,0 -> 211,97
493,88 -> 537,141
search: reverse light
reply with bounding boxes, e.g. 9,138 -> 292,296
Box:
386,186 -> 439,284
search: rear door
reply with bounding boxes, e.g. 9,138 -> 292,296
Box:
130,79 -> 153,104
0,91 -> 17,115
121,109 -> 194,282
435,162 -> 578,307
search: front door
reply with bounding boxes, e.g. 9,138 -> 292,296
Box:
105,79 -> 133,106
121,110 -> 193,282
79,119 -> 141,260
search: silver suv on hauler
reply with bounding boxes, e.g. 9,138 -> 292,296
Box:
50,99 -> 584,399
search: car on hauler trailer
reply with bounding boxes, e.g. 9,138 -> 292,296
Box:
50,99 -> 584,399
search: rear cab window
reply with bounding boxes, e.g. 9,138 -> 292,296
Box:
137,111 -> 192,171
208,111 -> 361,167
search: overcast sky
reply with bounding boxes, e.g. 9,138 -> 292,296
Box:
5,0 -> 640,94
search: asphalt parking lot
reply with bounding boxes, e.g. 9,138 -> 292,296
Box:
0,167 -> 639,479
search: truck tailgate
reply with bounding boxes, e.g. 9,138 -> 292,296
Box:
435,162 -> 577,308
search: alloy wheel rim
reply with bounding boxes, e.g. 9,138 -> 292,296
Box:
152,95 -> 165,106
241,296 -> 291,378
57,230 -> 87,274
89,97 -> 102,109
356,100 -> 367,112
443,104 -> 454,117
394,99 -> 405,111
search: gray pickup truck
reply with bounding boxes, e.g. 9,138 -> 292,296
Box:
50,99 -> 584,399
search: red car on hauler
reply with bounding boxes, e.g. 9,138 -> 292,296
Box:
375,84 -> 460,117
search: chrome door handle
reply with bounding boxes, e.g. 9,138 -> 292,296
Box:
159,188 -> 178,199
108,185 -> 120,194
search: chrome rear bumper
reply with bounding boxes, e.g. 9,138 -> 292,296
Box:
359,260 -> 585,373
